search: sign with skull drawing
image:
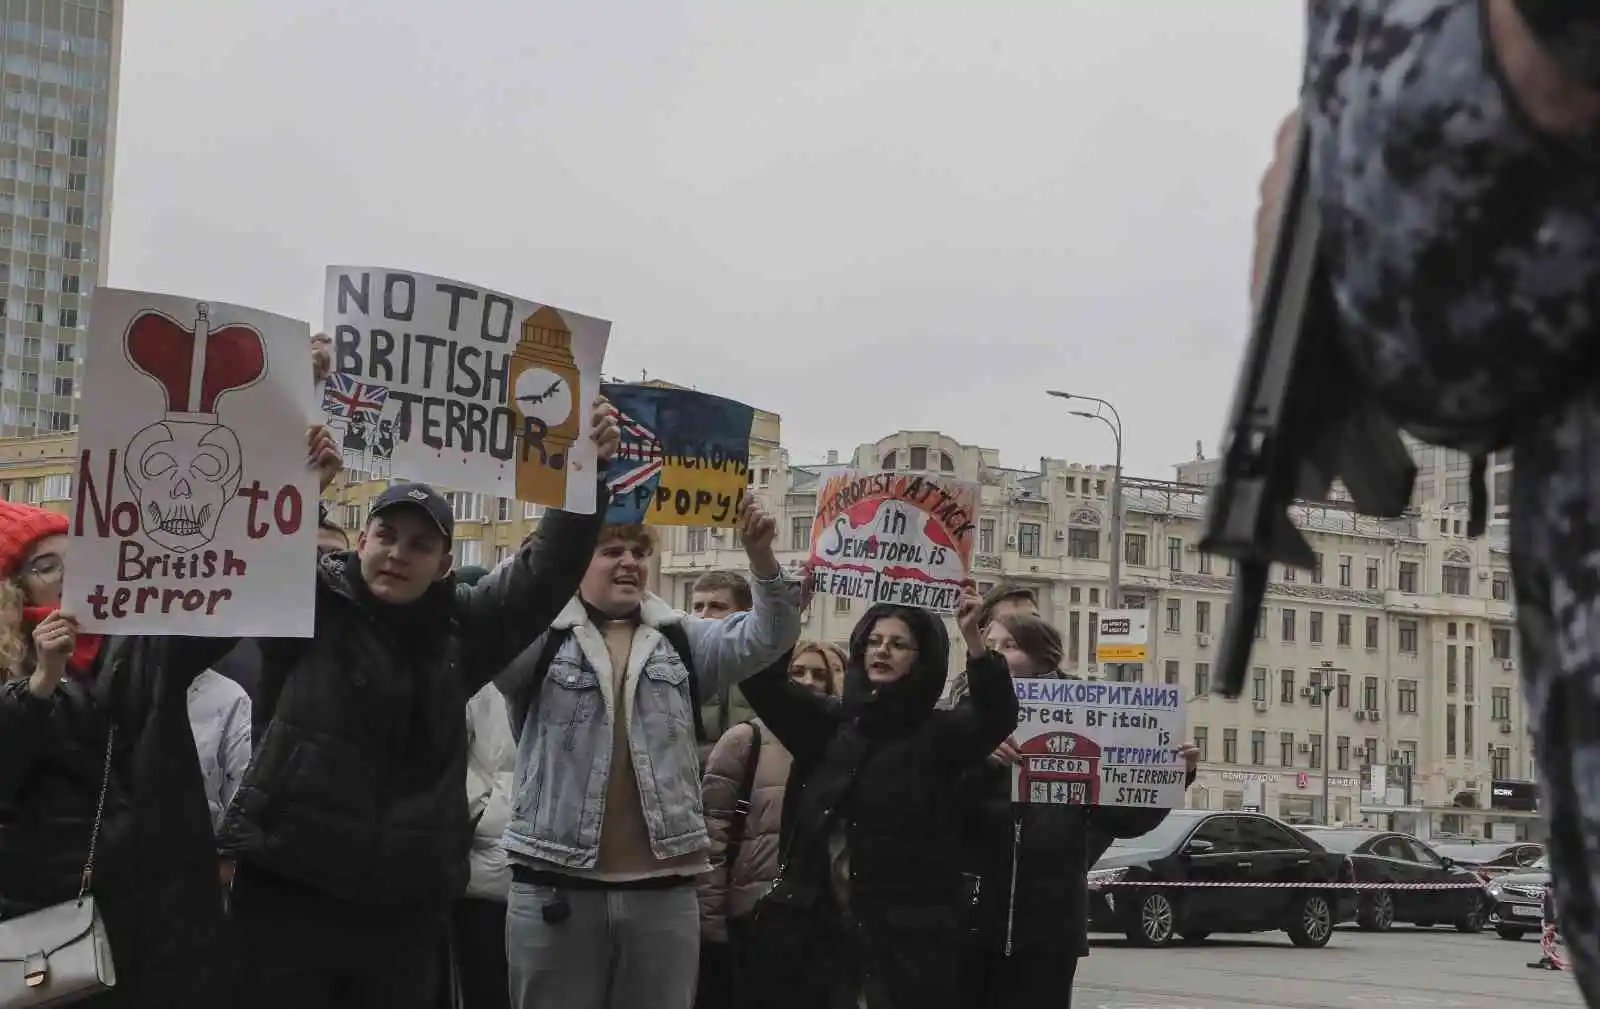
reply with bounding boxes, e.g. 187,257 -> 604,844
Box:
65,289 -> 319,636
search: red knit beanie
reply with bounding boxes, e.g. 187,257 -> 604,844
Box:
0,502 -> 69,577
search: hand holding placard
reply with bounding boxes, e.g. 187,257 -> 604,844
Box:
738,496 -> 779,579
955,581 -> 985,659
28,611 -> 76,697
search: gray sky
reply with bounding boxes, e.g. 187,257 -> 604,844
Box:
110,1 -> 1301,479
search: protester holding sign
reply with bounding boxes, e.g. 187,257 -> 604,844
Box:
0,427 -> 338,1009
956,613 -> 1198,1008
220,401 -> 621,1009
736,585 -> 1017,1009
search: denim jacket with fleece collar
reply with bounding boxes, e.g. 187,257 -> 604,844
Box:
497,572 -> 802,871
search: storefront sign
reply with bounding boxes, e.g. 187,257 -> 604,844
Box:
1490,779 -> 1538,812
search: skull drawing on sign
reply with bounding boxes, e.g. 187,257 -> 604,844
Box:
124,420 -> 244,552
121,302 -> 267,553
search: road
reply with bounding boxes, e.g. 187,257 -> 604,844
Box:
1076,925 -> 1583,1009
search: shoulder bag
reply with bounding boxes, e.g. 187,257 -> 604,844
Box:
0,725 -> 118,1006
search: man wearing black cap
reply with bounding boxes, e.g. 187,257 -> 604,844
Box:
220,403 -> 620,1009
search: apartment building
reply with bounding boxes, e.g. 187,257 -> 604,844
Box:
655,430 -> 1534,838
0,0 -> 121,436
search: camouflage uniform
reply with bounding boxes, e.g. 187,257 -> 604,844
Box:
1304,1 -> 1600,1003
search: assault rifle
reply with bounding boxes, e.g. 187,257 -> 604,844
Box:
1198,119 -> 1416,699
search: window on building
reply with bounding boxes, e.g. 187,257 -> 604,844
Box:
1222,729 -> 1238,764
69,137 -> 87,158
940,452 -> 955,472
1282,608 -> 1296,642
1492,627 -> 1513,660
448,493 -> 483,522
1088,612 -> 1098,660
1194,728 -> 1209,763
1167,537 -> 1183,572
1255,607 -> 1266,640
1251,666 -> 1268,703
1366,558 -> 1381,589
456,538 -> 483,568
791,516 -> 811,551
1195,601 -> 1210,634
343,504 -> 360,529
1492,686 -> 1511,721
1464,646 -> 1476,700
1165,598 -> 1181,633
1447,645 -> 1458,694
1446,705 -> 1457,757
1017,522 -> 1041,557
1366,616 -> 1380,650
1311,552 -> 1324,584
1309,611 -> 1324,644
1336,673 -> 1351,709
525,501 -> 542,520
1338,555 -> 1352,587
1164,660 -> 1179,686
686,528 -> 708,553
1251,731 -> 1266,766
1194,662 -> 1210,697
51,376 -> 70,396
1283,564 -> 1296,582
1309,733 -> 1323,770
1067,612 -> 1080,665
1398,679 -> 1418,714
1066,527 -> 1098,559
1336,736 -> 1351,771
880,451 -> 898,470
63,241 -> 82,260
979,518 -> 995,554
1363,676 -> 1379,711
25,302 -> 43,322
1491,747 -> 1510,780
834,594 -> 851,614
1125,533 -> 1147,567
1280,669 -> 1296,704
66,171 -> 84,191
1198,551 -> 1212,574
496,497 -> 512,522
1398,620 -> 1418,653
1491,574 -> 1510,601
1399,561 -> 1419,593
1280,731 -> 1295,767
1465,704 -> 1475,753
1442,565 -> 1472,596
908,447 -> 927,470
39,473 -> 70,501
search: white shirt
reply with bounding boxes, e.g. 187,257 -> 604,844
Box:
186,670 -> 252,833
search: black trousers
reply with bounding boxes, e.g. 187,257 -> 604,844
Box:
441,897 -> 509,1009
964,947 -> 1079,1009
230,865 -> 448,1009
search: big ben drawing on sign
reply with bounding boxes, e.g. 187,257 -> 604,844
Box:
509,305 -> 581,505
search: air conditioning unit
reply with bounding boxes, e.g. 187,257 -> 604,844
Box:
1300,687 -> 1315,698
1354,746 -> 1368,757
1354,709 -> 1367,722
1367,710 -> 1382,722
1196,633 -> 1211,647
1253,700 -> 1269,712
1501,660 -> 1516,670
1297,742 -> 1311,753
1006,535 -> 1018,547
710,527 -> 726,538
1500,723 -> 1512,734
1053,529 -> 1065,541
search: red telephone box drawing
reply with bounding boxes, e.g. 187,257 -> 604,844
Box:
1015,732 -> 1103,805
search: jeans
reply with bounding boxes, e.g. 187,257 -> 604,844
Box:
506,879 -> 699,1009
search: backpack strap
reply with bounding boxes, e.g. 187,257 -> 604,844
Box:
725,720 -> 763,874
658,621 -> 708,744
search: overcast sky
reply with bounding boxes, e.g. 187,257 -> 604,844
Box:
110,1 -> 1301,479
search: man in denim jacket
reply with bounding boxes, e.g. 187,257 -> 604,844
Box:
496,498 -> 802,1009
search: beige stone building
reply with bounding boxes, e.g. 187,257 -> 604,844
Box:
656,430 -> 1536,839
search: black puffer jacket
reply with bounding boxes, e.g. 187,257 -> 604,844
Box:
217,503 -> 600,906
740,603 -> 1019,1009
0,634 -> 238,1008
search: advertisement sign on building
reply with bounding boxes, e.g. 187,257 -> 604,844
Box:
1095,609 -> 1149,663
1490,779 -> 1538,812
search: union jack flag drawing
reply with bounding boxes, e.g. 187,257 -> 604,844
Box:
322,373 -> 389,420
608,411 -> 664,495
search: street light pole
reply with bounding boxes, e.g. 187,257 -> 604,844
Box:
1320,660 -> 1340,824
1047,391 -> 1125,674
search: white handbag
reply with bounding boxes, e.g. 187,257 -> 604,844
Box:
0,727 -> 118,1007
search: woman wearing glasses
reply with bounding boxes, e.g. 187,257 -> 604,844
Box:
0,430 -> 338,1007
736,586 -> 1018,1009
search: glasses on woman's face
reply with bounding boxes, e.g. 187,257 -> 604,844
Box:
23,553 -> 63,584
864,636 -> 918,656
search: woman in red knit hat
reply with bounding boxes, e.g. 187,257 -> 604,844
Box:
0,428 -> 340,1008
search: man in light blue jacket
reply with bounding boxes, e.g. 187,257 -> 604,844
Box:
497,497 -> 801,1009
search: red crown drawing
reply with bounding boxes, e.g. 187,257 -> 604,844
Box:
125,303 -> 266,419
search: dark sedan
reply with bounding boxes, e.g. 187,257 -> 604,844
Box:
1087,809 -> 1350,948
1432,841 -> 1544,881
1485,856 -> 1551,940
1299,827 -> 1484,932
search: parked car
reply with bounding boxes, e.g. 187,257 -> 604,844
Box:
1484,856 -> 1551,941
1087,809 -> 1350,948
1432,841 -> 1543,881
1299,827 -> 1484,932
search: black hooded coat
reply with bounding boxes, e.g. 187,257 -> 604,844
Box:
738,603 -> 1019,1009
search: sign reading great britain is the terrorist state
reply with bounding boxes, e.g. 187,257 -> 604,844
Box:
1011,679 -> 1187,808
323,267 -> 611,513
806,468 -> 978,614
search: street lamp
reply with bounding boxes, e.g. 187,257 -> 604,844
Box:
1045,390 -> 1124,609
1318,661 -> 1341,824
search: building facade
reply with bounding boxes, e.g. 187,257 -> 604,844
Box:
0,0 -> 121,437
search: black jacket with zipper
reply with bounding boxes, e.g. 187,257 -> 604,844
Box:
216,499 -> 602,907
740,603 -> 1020,1009
955,671 -> 1195,960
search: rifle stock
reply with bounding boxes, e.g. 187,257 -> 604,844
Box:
1199,120 -> 1416,699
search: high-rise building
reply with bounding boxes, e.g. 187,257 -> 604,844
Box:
0,0 -> 121,437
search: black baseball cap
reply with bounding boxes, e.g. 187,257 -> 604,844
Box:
368,482 -> 454,542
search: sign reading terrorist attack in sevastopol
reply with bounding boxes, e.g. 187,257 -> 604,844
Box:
1011,679 -> 1187,808
323,267 -> 611,513
65,289 -> 319,637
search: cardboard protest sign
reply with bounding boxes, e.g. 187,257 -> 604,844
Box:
806,469 -> 979,614
600,384 -> 753,526
1011,679 -> 1188,807
65,290 -> 318,636
323,267 -> 611,513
